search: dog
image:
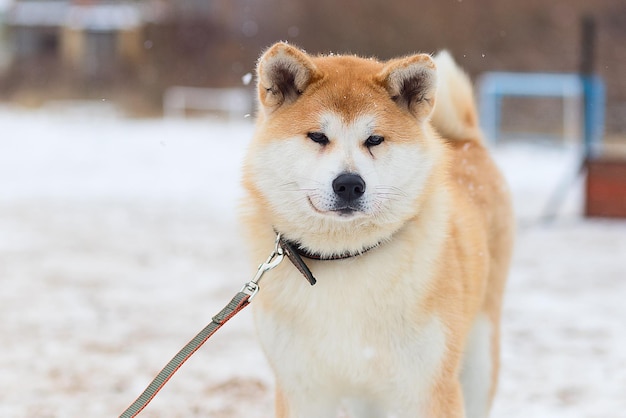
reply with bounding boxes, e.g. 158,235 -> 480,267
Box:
240,42 -> 514,418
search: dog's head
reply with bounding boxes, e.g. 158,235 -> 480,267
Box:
243,42 -> 448,256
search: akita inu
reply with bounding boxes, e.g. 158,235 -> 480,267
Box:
241,42 -> 514,418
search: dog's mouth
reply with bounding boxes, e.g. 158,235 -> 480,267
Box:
336,207 -> 357,216
307,196 -> 363,218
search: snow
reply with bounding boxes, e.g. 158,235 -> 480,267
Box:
242,73 -> 253,86
0,106 -> 625,417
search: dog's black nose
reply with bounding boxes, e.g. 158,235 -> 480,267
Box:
332,173 -> 366,201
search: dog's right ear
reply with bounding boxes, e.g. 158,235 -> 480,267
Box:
257,42 -> 321,111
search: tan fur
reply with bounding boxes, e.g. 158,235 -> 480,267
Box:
241,42 -> 514,417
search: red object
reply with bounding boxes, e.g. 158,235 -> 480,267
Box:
585,158 -> 626,218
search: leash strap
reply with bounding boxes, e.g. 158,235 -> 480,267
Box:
119,291 -> 251,418
118,233 -> 318,417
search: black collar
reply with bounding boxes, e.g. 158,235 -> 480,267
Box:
280,237 -> 381,261
274,231 -> 383,287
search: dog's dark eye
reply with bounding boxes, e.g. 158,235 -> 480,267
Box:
365,135 -> 384,147
307,132 -> 330,145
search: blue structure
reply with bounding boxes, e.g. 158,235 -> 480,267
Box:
478,72 -> 605,156
581,75 -> 606,157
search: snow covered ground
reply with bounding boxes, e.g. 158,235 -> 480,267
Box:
0,106 -> 625,417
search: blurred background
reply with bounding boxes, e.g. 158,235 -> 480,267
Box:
0,0 -> 623,132
1,1 -> 625,417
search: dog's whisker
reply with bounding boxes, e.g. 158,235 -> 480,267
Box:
375,186 -> 408,197
279,182 -> 320,192
372,192 -> 402,201
282,189 -> 319,193
373,192 -> 406,197
291,176 -> 326,186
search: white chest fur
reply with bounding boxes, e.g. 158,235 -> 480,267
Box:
253,240 -> 448,417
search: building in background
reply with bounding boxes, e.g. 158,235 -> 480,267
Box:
0,0 -> 623,134
0,0 -> 246,113
4,0 -> 146,82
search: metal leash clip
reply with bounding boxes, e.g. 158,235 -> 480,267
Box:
241,233 -> 284,301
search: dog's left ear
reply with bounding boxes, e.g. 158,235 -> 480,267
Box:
376,54 -> 437,120
257,42 -> 321,112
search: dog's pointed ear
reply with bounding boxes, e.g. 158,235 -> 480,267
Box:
376,54 -> 437,120
257,42 -> 321,111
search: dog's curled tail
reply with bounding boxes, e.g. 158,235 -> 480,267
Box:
431,50 -> 482,142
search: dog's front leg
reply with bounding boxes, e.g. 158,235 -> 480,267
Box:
427,378 -> 466,418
